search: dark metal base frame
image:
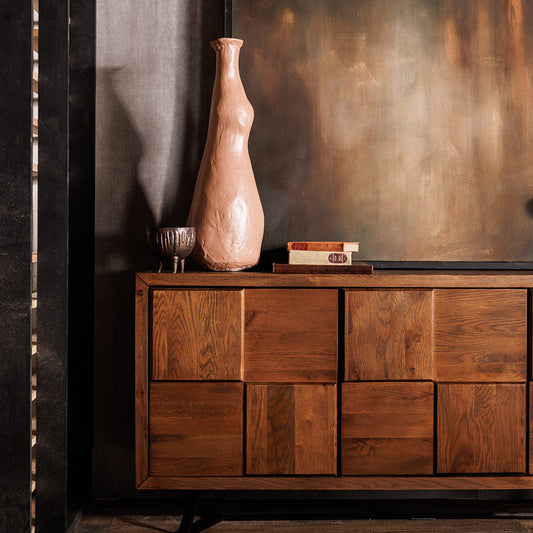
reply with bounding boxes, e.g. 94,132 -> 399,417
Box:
174,494 -> 533,532
177,494 -> 223,533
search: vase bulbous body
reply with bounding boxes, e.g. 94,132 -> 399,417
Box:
187,38 -> 264,271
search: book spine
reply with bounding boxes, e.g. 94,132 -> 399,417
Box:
287,241 -> 359,252
288,250 -> 352,265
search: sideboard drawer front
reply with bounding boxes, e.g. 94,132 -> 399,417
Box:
244,289 -> 338,382
437,383 -> 526,474
246,383 -> 337,475
345,289 -> 434,381
341,382 -> 434,475
151,289 -> 243,381
435,289 -> 527,382
149,382 -> 244,476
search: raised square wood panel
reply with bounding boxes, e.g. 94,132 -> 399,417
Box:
244,289 -> 338,382
151,289 -> 243,380
342,382 -> 434,475
345,290 -> 433,380
437,383 -> 526,474
247,384 -> 337,475
149,382 -> 243,476
434,289 -> 526,382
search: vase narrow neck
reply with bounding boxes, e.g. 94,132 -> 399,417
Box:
211,38 -> 243,81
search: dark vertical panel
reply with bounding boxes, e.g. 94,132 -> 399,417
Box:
68,0 -> 95,525
0,0 -> 33,530
225,0 -> 232,37
37,0 -> 70,531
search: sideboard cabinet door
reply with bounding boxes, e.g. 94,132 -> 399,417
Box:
434,289 -> 527,382
437,383 -> 526,474
151,289 -> 243,380
345,290 -> 434,380
342,382 -> 434,475
149,382 -> 244,476
244,289 -> 338,382
246,384 -> 337,475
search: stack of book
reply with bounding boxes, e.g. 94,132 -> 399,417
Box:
288,241 -> 359,265
272,241 -> 373,273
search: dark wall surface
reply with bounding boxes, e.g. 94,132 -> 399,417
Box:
94,1 -> 225,497
0,1 -> 33,530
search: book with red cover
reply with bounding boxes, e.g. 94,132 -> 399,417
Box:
287,241 -> 359,252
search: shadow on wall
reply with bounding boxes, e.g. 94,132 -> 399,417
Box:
94,67 -> 152,497
94,1 -> 224,498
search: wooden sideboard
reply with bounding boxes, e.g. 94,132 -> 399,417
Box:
135,271 -> 533,491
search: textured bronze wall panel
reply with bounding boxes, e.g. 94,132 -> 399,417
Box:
234,0 -> 533,261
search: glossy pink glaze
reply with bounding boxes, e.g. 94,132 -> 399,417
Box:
187,38 -> 264,271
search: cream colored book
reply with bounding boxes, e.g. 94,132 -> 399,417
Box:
288,250 -> 352,265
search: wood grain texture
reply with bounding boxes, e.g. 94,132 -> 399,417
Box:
246,384 -> 337,475
345,290 -> 433,380
244,289 -> 338,382
135,277 -> 149,486
151,289 -> 243,380
139,475 -> 533,491
434,289 -> 527,381
138,271 -> 533,289
342,382 -> 434,475
437,383 -> 526,474
530,382 -> 533,474
149,382 -> 243,476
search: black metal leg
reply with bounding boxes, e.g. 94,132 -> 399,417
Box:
177,494 -> 224,533
190,508 -> 224,532
178,494 -> 200,533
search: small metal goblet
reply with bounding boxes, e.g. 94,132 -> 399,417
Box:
146,227 -> 196,273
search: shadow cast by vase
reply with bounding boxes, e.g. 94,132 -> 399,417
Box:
93,0 -> 226,498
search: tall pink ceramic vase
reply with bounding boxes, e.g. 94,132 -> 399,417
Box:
187,38 -> 264,271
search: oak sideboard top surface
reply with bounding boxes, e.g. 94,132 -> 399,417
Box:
137,270 -> 533,289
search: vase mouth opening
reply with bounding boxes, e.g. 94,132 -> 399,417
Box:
211,38 -> 243,51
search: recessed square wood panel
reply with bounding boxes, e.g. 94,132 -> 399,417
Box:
434,289 -> 527,382
151,289 -> 243,380
437,383 -> 526,474
345,290 -> 433,380
246,384 -> 337,475
244,289 -> 337,382
149,382 -> 243,476
342,382 -> 434,475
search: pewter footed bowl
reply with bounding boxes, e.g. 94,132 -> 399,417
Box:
146,227 -> 196,273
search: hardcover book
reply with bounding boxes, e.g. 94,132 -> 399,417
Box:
287,241 -> 359,252
288,250 -> 352,265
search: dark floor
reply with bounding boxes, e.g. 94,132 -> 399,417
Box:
73,499 -> 533,532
